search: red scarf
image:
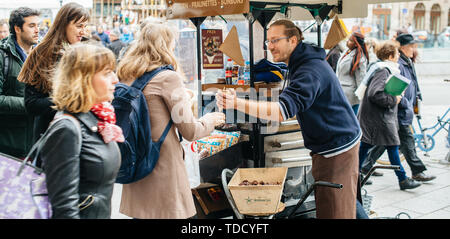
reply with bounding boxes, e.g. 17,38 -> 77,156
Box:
90,102 -> 125,143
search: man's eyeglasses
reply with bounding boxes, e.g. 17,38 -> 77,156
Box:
264,36 -> 290,46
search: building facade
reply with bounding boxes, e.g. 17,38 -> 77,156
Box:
0,0 -> 92,24
368,0 -> 450,39
116,0 -> 166,24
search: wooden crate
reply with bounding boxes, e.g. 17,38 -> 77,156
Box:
228,167 -> 287,215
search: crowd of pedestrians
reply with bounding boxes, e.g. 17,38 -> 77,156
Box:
0,2 -> 225,219
0,2 -> 438,219
332,30 -> 436,190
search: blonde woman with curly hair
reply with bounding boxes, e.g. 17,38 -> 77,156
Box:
39,43 -> 123,218
118,22 -> 225,219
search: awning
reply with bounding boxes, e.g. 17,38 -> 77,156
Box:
259,0 -> 429,20
167,0 -> 429,21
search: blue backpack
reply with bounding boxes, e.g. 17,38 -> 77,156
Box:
112,65 -> 174,184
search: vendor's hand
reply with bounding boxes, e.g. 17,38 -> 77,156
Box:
216,89 -> 237,110
396,95 -> 402,104
204,112 -> 226,127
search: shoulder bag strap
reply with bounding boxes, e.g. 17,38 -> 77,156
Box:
132,65 -> 178,142
131,65 -> 174,91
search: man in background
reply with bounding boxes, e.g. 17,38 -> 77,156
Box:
0,7 -> 40,158
107,30 -> 127,59
95,25 -> 110,46
0,20 -> 9,40
120,26 -> 133,44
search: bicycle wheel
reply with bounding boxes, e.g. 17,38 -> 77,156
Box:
416,134 -> 435,152
376,152 -> 406,165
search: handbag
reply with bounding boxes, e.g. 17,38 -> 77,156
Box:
0,113 -> 81,219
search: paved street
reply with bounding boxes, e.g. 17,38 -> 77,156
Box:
362,49 -> 450,218
364,104 -> 450,219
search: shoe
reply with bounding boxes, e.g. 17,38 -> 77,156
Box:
364,179 -> 373,185
412,173 -> 436,182
371,171 -> 384,177
399,178 -> 421,190
360,174 -> 373,185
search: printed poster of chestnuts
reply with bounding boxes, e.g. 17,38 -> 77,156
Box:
202,29 -> 224,69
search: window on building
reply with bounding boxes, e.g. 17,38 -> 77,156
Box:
373,6 -> 391,40
414,3 -> 426,30
430,4 -> 441,35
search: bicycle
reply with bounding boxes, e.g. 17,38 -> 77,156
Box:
377,107 -> 450,165
412,107 -> 450,155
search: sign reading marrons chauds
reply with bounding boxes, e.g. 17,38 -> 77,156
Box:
166,0 -> 249,19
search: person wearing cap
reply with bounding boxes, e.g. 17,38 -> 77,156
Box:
362,33 -> 436,183
336,32 -> 369,115
216,19 -> 361,219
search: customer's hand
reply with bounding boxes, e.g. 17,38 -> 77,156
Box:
216,89 -> 237,110
396,95 -> 402,104
203,112 -> 226,127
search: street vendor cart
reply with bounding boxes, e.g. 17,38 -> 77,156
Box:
165,0 -> 422,219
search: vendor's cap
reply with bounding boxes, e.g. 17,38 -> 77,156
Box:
396,33 -> 418,46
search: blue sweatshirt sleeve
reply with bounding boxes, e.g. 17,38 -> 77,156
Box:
279,71 -> 320,120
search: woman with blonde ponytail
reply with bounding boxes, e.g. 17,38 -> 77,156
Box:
117,22 -> 225,219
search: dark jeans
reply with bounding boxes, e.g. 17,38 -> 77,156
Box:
361,125 -> 427,175
356,200 -> 369,219
359,142 -> 407,182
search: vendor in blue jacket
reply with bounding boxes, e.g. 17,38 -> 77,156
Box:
216,19 -> 362,219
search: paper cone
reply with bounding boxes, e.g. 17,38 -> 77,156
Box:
219,26 -> 245,66
324,16 -> 349,49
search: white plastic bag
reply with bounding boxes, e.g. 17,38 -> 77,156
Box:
354,83 -> 367,101
181,140 -> 201,189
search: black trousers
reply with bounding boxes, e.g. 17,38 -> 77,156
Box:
361,124 -> 427,175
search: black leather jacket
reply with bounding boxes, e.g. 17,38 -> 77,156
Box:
40,111 -> 121,219
24,84 -> 56,143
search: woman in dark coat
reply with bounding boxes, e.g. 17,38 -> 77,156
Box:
358,40 -> 420,190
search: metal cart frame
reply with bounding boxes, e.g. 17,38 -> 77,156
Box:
221,165 -> 400,219
165,0 -> 421,218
